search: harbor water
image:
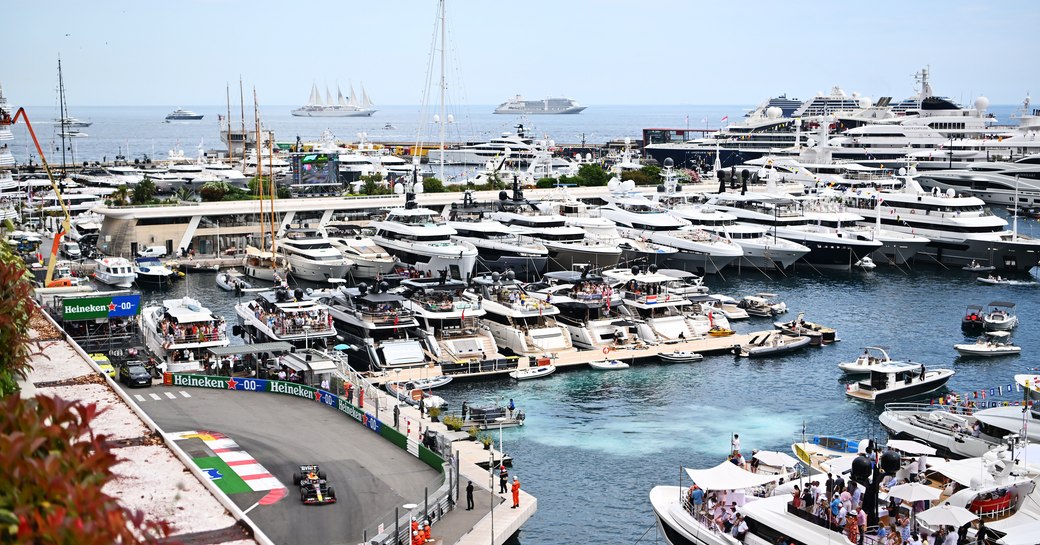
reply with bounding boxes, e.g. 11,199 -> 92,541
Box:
119,260 -> 1040,543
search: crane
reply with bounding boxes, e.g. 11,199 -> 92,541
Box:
1,107 -> 73,287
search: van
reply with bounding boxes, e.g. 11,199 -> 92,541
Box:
137,245 -> 167,258
60,241 -> 82,259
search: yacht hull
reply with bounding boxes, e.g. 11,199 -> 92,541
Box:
286,259 -> 351,283
544,244 -> 621,272
664,251 -> 739,275
474,254 -> 548,281
911,238 -> 1040,271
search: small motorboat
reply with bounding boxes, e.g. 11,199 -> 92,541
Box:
977,274 -> 1011,285
589,359 -> 630,370
963,260 -> 995,273
982,301 -> 1018,331
774,312 -> 837,345
737,333 -> 811,358
384,381 -> 446,409
658,351 -> 704,363
962,304 -> 985,330
409,375 -> 453,389
382,122 -> 396,130
738,293 -> 787,317
509,364 -> 556,380
463,404 -> 524,429
708,326 -> 735,337
954,333 -> 1021,357
216,269 -> 253,292
845,362 -> 954,403
838,346 -> 894,374
854,257 -> 877,271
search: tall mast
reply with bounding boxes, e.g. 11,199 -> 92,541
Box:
267,131 -> 277,256
225,84 -> 233,160
239,77 -> 246,165
254,88 -> 265,251
57,57 -> 68,178
438,0 -> 446,184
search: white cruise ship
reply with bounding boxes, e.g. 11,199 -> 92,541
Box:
291,83 -> 375,117
370,194 -> 478,280
493,95 -> 586,115
277,229 -> 353,283
463,273 -> 574,357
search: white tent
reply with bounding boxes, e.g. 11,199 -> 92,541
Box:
916,503 -> 977,528
685,462 -> 781,491
887,440 -> 937,456
753,450 -> 800,468
887,482 -> 941,503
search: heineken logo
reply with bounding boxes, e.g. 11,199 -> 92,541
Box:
65,302 -> 109,314
172,375 -> 226,389
270,381 -> 315,400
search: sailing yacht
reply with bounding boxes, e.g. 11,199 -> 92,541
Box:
277,228 -> 353,283
446,191 -> 549,280
370,192 -> 478,280
291,82 -> 376,117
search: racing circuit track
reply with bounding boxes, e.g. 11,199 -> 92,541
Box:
122,383 -> 441,545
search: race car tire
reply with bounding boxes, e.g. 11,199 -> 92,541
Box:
328,486 -> 336,500
318,470 -> 327,480
293,471 -> 301,485
300,489 -> 306,502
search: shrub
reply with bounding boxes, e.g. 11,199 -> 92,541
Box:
0,395 -> 173,543
0,242 -> 34,397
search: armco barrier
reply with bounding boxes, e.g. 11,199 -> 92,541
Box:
166,373 -> 454,545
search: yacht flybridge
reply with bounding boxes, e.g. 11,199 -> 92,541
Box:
446,191 -> 548,280
319,281 -> 426,371
370,191 -> 478,280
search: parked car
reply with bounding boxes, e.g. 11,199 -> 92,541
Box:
118,361 -> 152,388
90,353 -> 116,378
60,241 -> 82,260
137,246 -> 167,258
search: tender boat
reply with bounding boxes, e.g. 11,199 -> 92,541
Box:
406,375 -> 453,389
977,274 -> 1012,285
589,359 -> 629,370
954,334 -> 1021,357
774,312 -> 837,345
962,304 -> 985,330
854,256 -> 877,270
133,257 -> 178,288
736,332 -> 811,358
738,293 -> 787,317
658,351 -> 704,363
838,346 -> 894,374
509,363 -> 556,380
216,269 -> 252,292
385,381 -> 446,409
845,362 -> 954,403
982,301 -> 1018,330
93,257 -> 136,288
963,260 -> 995,273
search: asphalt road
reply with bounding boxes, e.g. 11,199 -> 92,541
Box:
123,382 -> 441,545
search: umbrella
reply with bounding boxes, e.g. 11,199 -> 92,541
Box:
887,482 -> 941,503
917,503 -> 977,528
753,450 -> 800,468
887,440 -> 937,456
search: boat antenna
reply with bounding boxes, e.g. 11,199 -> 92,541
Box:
239,76 -> 246,166
438,0 -> 446,185
225,83 -> 233,160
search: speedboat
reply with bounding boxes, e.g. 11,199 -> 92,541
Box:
407,375 -> 453,389
977,274 -> 1011,285
133,257 -> 178,288
589,359 -> 629,370
738,293 -> 787,317
982,301 -> 1018,330
962,304 -> 985,330
658,351 -> 704,363
93,257 -> 136,288
216,269 -> 252,292
845,362 -> 954,403
954,334 -> 1021,357
509,364 -> 556,380
707,326 -> 735,337
736,332 -> 811,358
774,312 -> 836,345
838,346 -> 895,374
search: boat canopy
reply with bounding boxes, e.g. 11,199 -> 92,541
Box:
207,342 -> 293,357
993,520 -> 1040,545
886,439 -> 937,456
928,457 -> 1036,489
987,301 -> 1015,308
685,461 -> 780,491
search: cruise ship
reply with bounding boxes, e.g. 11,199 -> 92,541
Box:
493,95 -> 586,115
291,83 -> 375,117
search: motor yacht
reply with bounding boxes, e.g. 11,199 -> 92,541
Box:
705,191 -> 882,270
601,267 -> 727,341
142,297 -> 229,372
954,334 -> 1021,357
234,288 -> 336,349
491,186 -> 620,272
525,270 -> 639,351
982,301 -> 1018,331
133,257 -> 178,288
428,124 -> 549,166
277,229 -> 353,283
322,225 -> 397,279
835,175 -> 1040,271
318,281 -> 426,371
370,193 -> 478,280
93,257 -> 136,288
881,400 -> 1040,459
838,346 -> 895,374
397,276 -> 505,365
165,108 -> 204,121
798,200 -> 931,266
462,273 -> 574,357
845,361 -> 954,403
446,191 -> 548,281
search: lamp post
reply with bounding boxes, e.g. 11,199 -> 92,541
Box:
302,324 -> 311,351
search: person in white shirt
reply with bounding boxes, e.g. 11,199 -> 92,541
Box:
320,377 -> 329,391
941,526 -> 958,545
731,434 -> 740,453
732,514 -> 748,540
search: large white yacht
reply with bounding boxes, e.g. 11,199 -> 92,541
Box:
601,267 -> 727,341
397,276 -> 505,365
798,204 -> 931,266
525,270 -> 636,351
446,191 -> 549,281
880,401 -> 1040,459
837,176 -> 1040,270
234,288 -> 336,349
429,124 -> 553,166
463,273 -> 574,357
370,193 -> 478,280
142,297 -> 229,372
323,225 -> 397,279
93,257 -> 136,288
706,192 -> 883,270
914,155 -> 1040,207
277,228 -> 353,283
319,281 -> 426,371
491,186 -> 621,272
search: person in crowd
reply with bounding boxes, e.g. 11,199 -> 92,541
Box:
511,475 -> 521,508
466,480 -> 474,510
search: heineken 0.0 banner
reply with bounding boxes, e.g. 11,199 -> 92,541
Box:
62,294 -> 142,321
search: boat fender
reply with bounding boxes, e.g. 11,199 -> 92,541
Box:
602,346 -> 610,355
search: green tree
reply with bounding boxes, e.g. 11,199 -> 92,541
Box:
107,185 -> 131,206
421,177 -> 447,193
361,173 -> 391,196
131,179 -> 157,205
174,187 -> 196,202
199,181 -> 230,202
575,164 -> 609,186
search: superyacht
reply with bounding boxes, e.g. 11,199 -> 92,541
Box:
319,281 -> 426,371
463,272 -> 574,357
278,229 -> 353,283
370,192 -> 478,280
397,276 -> 505,365
445,191 -> 549,280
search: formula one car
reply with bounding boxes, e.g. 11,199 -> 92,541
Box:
293,464 -> 337,505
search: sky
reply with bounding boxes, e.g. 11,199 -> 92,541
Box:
4,0 -> 1038,107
